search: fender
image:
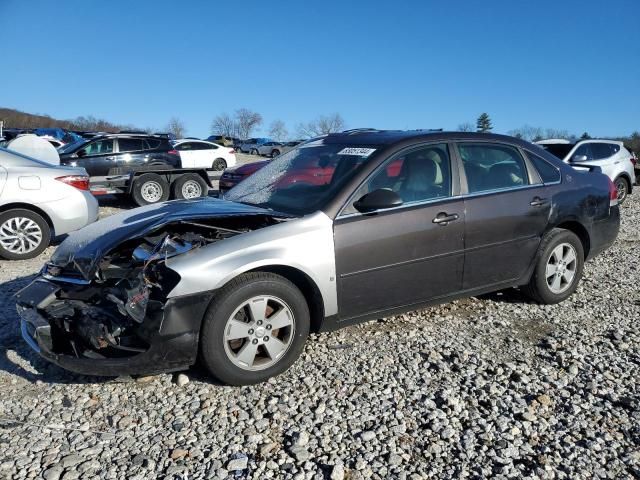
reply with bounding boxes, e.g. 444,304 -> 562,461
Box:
166,211 -> 338,317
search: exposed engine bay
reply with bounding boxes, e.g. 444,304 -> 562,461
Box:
31,216 -> 279,361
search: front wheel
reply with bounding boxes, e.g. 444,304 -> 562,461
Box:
614,176 -> 629,204
271,149 -> 280,158
521,228 -> 584,304
199,272 -> 310,385
0,209 -> 51,260
250,148 -> 258,155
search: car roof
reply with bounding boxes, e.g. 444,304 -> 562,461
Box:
174,138 -> 220,146
319,129 -> 538,148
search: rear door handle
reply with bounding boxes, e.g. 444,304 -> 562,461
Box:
530,197 -> 549,207
432,212 -> 459,225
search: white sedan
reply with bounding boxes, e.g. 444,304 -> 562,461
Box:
173,139 -> 237,171
0,148 -> 99,260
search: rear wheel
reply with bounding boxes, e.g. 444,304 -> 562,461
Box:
250,148 -> 258,155
199,272 -> 310,385
614,176 -> 629,204
521,228 -> 584,304
212,158 -> 227,171
0,209 -> 51,260
172,173 -> 208,200
271,149 -> 280,158
132,173 -> 170,207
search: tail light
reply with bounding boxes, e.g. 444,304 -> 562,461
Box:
608,178 -> 618,207
168,149 -> 179,156
228,149 -> 235,154
56,175 -> 90,191
631,157 -> 637,167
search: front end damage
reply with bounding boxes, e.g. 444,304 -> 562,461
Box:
16,202 -> 285,376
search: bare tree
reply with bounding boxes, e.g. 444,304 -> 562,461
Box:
235,108 -> 263,139
211,113 -> 237,137
268,119 -> 288,142
296,113 -> 346,138
508,125 -> 571,142
165,117 -> 186,138
457,122 -> 474,132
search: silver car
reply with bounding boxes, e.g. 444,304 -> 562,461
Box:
0,148 -> 99,259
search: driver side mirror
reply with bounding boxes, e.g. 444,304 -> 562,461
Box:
353,188 -> 403,213
571,154 -> 588,163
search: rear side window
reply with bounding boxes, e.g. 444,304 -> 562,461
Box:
118,138 -> 144,152
591,143 -> 619,160
194,142 -> 216,150
144,138 -> 161,149
528,152 -> 561,183
458,143 -> 529,193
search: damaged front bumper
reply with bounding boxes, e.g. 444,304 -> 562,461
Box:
16,278 -> 213,376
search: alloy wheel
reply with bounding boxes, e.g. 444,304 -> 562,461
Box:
223,295 -> 295,371
0,217 -> 43,255
545,242 -> 577,294
615,178 -> 627,202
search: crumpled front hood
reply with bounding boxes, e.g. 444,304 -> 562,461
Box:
50,197 -> 285,279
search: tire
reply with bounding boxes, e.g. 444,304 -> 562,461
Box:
614,176 -> 629,204
0,209 -> 51,260
271,149 -> 280,158
172,173 -> 208,200
199,272 -> 310,385
212,158 -> 227,171
250,148 -> 258,155
131,173 -> 170,207
521,228 -> 584,304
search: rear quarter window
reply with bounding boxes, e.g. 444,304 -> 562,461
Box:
527,152 -> 561,183
591,143 -> 619,160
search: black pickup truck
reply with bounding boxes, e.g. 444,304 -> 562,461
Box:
59,133 -> 215,206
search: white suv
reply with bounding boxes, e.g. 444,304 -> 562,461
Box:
536,139 -> 635,203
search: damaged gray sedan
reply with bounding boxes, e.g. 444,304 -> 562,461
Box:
16,131 -> 619,385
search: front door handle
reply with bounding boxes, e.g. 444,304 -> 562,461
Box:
105,156 -> 116,161
530,197 -> 549,207
433,212 -> 459,225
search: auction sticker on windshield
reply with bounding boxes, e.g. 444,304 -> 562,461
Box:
337,147 -> 376,157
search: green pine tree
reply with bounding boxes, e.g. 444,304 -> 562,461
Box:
580,132 -> 591,139
476,113 -> 492,133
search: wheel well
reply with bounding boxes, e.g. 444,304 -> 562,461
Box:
555,221 -> 590,258
0,203 -> 55,233
249,265 -> 325,333
615,173 -> 632,192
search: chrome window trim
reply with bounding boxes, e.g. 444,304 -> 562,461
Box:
336,194 -> 462,220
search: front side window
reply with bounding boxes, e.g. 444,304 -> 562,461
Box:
224,141 -> 376,215
345,144 -> 452,214
84,139 -> 114,156
118,138 -> 144,152
458,143 -> 529,193
573,144 -> 593,161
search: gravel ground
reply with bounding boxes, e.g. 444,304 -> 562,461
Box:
0,188 -> 638,479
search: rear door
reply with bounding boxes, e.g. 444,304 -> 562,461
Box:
175,142 -> 198,168
191,141 -> 218,168
334,143 -> 465,320
456,142 -> 551,290
116,137 -> 147,173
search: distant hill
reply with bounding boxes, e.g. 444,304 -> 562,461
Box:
0,107 -> 135,132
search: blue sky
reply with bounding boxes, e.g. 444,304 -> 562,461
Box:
1,0 -> 638,138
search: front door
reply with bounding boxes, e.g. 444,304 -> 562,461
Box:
334,143 -> 465,321
456,142 -> 551,289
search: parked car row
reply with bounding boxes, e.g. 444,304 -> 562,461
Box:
14,130 -> 621,387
